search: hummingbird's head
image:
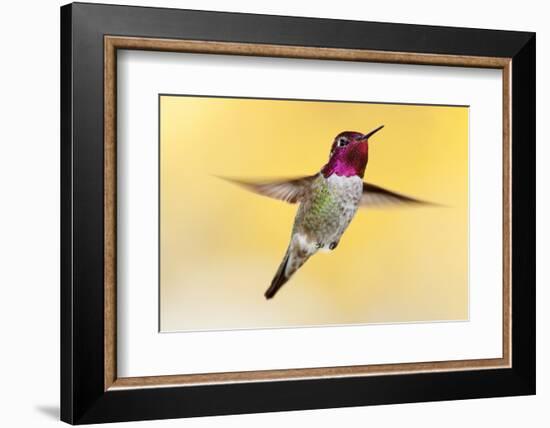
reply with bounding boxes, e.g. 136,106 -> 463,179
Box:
321,125 -> 384,178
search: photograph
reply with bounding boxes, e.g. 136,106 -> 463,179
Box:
159,95 -> 469,332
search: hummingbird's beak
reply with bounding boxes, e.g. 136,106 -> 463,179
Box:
361,125 -> 384,141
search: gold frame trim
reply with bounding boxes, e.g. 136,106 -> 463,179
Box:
104,36 -> 512,391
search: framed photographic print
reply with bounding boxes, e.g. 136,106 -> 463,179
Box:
60,2 -> 536,424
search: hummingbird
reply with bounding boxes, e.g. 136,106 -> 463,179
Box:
221,125 -> 431,299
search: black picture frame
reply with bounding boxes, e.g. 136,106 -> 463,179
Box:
61,2 -> 535,424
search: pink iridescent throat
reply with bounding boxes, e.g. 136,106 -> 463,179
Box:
321,140 -> 369,178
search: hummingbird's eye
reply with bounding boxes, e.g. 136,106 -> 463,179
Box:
337,137 -> 349,147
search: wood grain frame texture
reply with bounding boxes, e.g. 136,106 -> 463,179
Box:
104,35 -> 512,392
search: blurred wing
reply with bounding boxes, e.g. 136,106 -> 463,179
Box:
218,175 -> 318,204
360,182 -> 434,208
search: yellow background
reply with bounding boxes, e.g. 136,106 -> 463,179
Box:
160,95 -> 468,332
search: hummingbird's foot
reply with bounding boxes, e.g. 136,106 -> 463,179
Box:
329,241 -> 339,250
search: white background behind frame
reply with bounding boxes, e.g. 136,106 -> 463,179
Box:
117,50 -> 503,378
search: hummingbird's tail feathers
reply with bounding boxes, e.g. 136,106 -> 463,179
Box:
265,251 -> 291,300
265,236 -> 316,300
